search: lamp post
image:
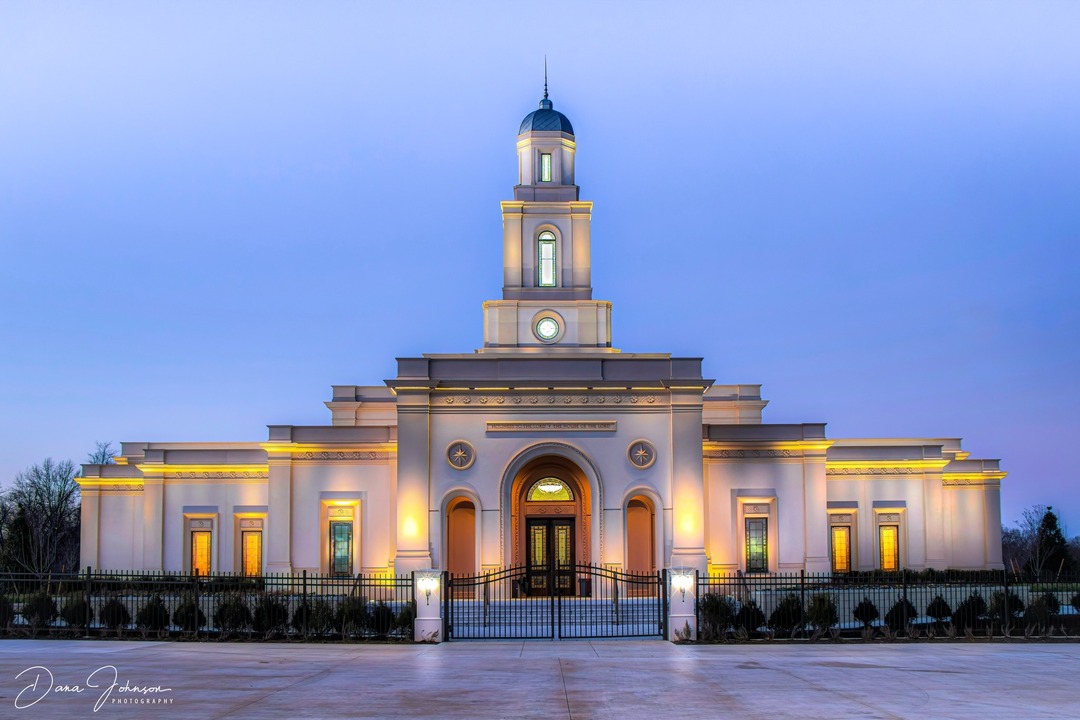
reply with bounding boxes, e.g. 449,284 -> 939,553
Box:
413,570 -> 443,642
668,567 -> 697,642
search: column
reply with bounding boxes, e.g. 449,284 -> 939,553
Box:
802,449 -> 831,573
395,389 -> 433,574
669,387 -> 708,573
266,453 -> 293,574
141,474 -> 164,571
80,488 -> 100,570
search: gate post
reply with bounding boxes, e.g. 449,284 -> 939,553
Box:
667,567 -> 697,641
414,570 -> 442,642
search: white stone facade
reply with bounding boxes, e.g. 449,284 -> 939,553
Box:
79,95 -> 1005,578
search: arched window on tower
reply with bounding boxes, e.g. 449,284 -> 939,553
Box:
538,231 -> 556,287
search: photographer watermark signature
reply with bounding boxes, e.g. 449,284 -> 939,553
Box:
14,665 -> 174,712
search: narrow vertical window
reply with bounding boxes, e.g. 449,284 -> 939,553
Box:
538,231 -> 556,287
745,517 -> 768,573
191,530 -> 212,576
879,525 -> 900,571
330,520 -> 353,576
540,153 -> 552,182
831,526 -> 850,573
242,530 -> 262,576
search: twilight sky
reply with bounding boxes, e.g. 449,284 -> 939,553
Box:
1,2 -> 1078,533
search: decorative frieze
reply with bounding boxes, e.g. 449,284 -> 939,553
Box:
706,449 -> 801,459
97,483 -> 143,492
744,503 -> 770,515
878,513 -> 902,523
188,519 -> 212,529
486,421 -> 617,433
292,451 -> 389,461
826,467 -> 925,476
239,518 -> 263,529
442,393 -> 661,407
170,471 -> 268,479
830,514 -> 854,524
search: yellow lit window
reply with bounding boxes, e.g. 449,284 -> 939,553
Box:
879,525 -> 899,571
191,530 -> 212,576
831,526 -> 850,573
540,153 -> 552,182
242,530 -> 262,576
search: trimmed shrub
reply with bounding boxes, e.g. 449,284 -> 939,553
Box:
174,597 -> 207,631
337,596 -> 370,635
60,594 -> 94,628
699,593 -> 738,640
852,597 -> 879,628
292,600 -> 334,636
0,595 -> 14,628
1023,594 -> 1055,630
1038,592 -> 1061,614
1071,593 -> 1080,613
394,602 -> 416,632
767,593 -> 803,634
735,601 -> 766,634
369,602 -> 395,635
806,594 -> 838,633
135,595 -> 171,633
884,598 -> 918,632
99,598 -> 131,630
214,594 -> 253,635
951,593 -> 988,630
925,595 -> 952,624
253,596 -> 289,635
989,590 -> 1025,629
23,592 -> 58,627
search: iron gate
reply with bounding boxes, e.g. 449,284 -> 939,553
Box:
444,564 -> 667,640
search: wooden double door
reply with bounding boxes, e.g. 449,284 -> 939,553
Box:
526,518 -> 576,596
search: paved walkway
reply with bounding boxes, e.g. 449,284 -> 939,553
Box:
1,639 -> 1077,718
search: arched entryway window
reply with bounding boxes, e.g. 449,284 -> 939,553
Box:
625,495 -> 656,575
446,498 -> 476,579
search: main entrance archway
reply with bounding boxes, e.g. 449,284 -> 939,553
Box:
510,455 -> 591,596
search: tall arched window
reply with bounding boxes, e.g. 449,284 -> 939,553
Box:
538,231 -> 556,287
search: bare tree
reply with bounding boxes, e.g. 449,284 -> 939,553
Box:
87,441 -> 117,465
0,459 -> 81,574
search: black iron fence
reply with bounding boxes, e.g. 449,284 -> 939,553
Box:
696,570 -> 1080,641
0,568 -> 414,641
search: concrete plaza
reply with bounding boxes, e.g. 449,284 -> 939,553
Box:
1,638 -> 1076,719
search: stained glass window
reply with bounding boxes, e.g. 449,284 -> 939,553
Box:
330,521 -> 353,576
540,153 -> 552,182
880,525 -> 899,571
745,517 -> 768,573
191,530 -> 212,576
527,478 -> 573,502
242,530 -> 262,576
831,525 -> 850,573
538,232 -> 556,287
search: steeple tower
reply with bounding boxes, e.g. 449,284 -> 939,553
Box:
480,85 -> 614,352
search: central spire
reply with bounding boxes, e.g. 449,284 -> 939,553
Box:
544,56 -> 548,100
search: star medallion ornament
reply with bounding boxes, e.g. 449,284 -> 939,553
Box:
447,441 -> 475,470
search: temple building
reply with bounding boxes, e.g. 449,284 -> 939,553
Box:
78,90 -> 1006,584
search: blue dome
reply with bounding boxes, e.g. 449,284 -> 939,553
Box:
518,97 -> 574,135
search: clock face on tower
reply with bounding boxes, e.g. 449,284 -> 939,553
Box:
535,317 -> 560,341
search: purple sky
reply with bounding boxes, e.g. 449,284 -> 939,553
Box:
2,2 -> 1078,534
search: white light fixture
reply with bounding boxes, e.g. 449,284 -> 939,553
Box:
537,480 -> 564,493
670,568 -> 695,601
416,571 -> 440,605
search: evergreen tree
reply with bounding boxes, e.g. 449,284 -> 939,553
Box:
1027,507 -> 1075,578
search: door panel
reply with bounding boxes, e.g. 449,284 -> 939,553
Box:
526,518 -> 575,596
